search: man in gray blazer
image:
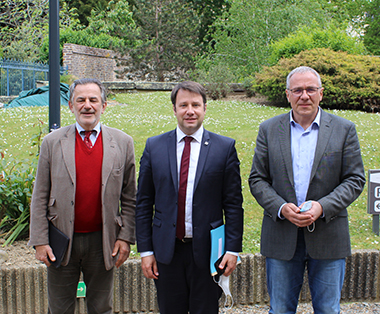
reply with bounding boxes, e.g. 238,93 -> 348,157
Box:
28,78 -> 136,314
249,66 -> 365,314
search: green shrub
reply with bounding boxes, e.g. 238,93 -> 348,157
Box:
0,157 -> 37,245
269,23 -> 366,65
190,63 -> 236,100
251,48 -> 380,112
39,28 -> 125,65
0,120 -> 45,245
60,74 -> 78,86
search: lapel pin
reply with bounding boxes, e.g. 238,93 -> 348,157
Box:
204,141 -> 209,146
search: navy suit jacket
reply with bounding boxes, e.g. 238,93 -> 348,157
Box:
136,129 -> 244,268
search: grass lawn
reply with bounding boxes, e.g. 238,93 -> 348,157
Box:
0,91 -> 379,256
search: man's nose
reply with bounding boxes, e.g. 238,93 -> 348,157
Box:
186,106 -> 195,114
83,99 -> 91,108
300,89 -> 310,99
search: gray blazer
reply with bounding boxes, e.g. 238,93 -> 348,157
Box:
249,109 -> 365,260
29,124 -> 136,270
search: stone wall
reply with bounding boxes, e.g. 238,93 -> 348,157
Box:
1,250 -> 379,313
62,43 -> 128,82
62,43 -> 187,82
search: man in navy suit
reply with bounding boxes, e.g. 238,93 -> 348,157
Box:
135,81 -> 244,314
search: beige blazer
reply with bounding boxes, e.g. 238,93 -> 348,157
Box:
29,124 -> 136,270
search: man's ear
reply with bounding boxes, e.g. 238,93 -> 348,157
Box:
101,102 -> 107,114
285,89 -> 290,103
68,101 -> 74,113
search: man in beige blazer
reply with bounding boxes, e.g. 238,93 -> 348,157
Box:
28,78 -> 136,314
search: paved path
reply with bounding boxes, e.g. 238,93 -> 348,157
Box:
219,302 -> 380,313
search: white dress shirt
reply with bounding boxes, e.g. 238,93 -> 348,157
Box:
76,122 -> 101,146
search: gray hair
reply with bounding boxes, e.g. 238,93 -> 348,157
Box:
69,78 -> 107,104
286,66 -> 322,89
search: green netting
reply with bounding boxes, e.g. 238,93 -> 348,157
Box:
5,83 -> 70,108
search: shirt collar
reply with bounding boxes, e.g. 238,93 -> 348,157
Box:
289,107 -> 321,129
76,122 -> 101,135
176,126 -> 204,143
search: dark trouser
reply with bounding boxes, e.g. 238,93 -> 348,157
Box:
155,239 -> 222,314
47,231 -> 114,314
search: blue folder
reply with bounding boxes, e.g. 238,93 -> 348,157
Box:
210,225 -> 241,276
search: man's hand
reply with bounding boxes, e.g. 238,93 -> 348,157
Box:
112,240 -> 131,268
141,255 -> 159,279
217,253 -> 238,277
281,201 -> 323,228
35,244 -> 55,267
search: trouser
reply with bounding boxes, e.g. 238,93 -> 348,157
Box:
266,229 -> 345,314
155,239 -> 222,314
47,231 -> 114,314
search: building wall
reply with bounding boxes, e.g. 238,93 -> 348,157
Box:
62,43 -> 127,82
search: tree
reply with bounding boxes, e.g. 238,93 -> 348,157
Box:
197,0 -> 332,79
0,0 -> 49,61
120,0 -> 201,81
269,22 -> 366,65
85,0 -> 136,47
0,0 -> 77,62
363,0 -> 380,55
188,0 -> 231,47
40,0 -> 137,64
66,0 -> 110,26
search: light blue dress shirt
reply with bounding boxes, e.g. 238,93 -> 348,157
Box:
278,108 -> 321,217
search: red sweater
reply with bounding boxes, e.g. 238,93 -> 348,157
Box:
74,131 -> 103,233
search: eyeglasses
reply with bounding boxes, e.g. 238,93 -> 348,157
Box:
287,87 -> 322,97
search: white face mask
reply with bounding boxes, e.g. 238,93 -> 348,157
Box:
214,274 -> 234,309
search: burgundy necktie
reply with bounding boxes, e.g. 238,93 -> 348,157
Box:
176,136 -> 192,240
83,131 -> 93,149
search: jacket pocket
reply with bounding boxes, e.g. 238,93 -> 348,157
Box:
115,215 -> 123,227
153,216 -> 162,228
210,219 -> 223,230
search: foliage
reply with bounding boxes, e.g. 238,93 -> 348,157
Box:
0,119 -> 45,245
0,157 -> 36,245
252,48 -> 380,111
269,22 -> 366,65
190,63 -> 235,100
0,0 -> 76,62
120,0 -> 200,81
60,74 -> 78,86
39,0 -> 136,64
363,0 -> 380,55
187,0 -> 231,47
85,0 -> 137,46
39,27 -> 123,65
66,0 -> 110,26
320,0 -> 370,36
197,0 -> 332,80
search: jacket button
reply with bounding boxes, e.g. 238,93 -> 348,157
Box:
71,201 -> 74,206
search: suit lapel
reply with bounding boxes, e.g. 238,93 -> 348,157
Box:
61,125 -> 76,183
310,110 -> 333,180
101,125 -> 117,186
168,131 -> 178,192
278,115 -> 294,186
194,130 -> 211,191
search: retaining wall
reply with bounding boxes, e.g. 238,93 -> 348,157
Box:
62,44 -> 128,83
1,250 -> 379,313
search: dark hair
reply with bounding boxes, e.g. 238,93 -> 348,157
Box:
171,81 -> 207,106
69,78 -> 107,104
